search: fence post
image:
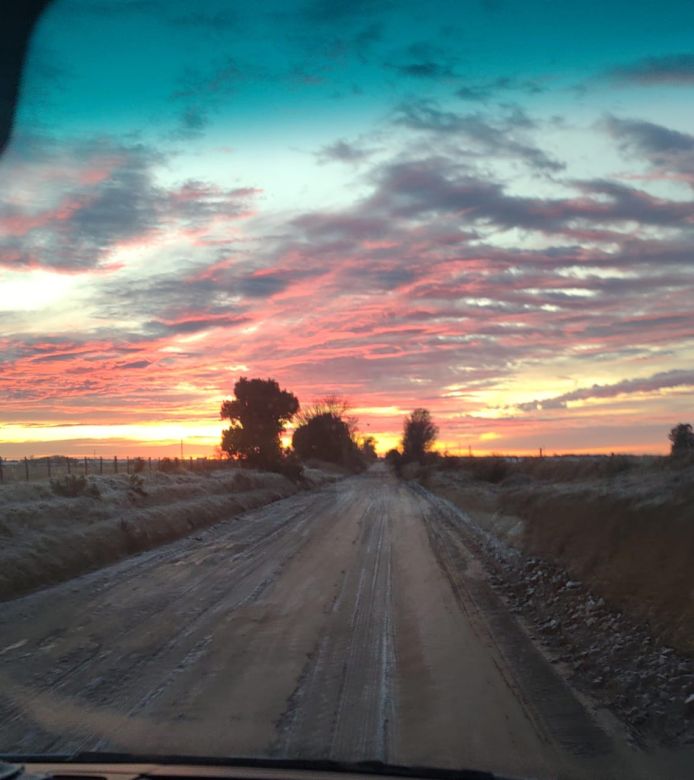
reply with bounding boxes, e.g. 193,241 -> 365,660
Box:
0,456 -> 3,482
100,456 -> 103,474
114,456 -> 118,474
126,457 -> 130,474
148,457 -> 152,474
189,456 -> 193,471
47,457 -> 52,479
67,456 -> 71,475
84,456 -> 88,475
24,457 -> 29,481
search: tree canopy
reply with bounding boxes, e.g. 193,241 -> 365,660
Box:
669,422 -> 694,457
402,408 -> 438,463
292,412 -> 356,465
220,377 -> 299,468
295,395 -> 357,434
359,435 -> 378,461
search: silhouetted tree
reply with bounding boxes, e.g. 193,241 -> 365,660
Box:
292,412 -> 356,464
384,448 -> 403,477
669,422 -> 694,457
220,377 -> 299,468
295,395 -> 357,434
402,408 -> 438,463
359,435 -> 378,461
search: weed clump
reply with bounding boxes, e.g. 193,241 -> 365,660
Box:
128,473 -> 147,496
158,457 -> 180,473
50,474 -> 101,498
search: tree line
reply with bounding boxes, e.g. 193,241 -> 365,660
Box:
219,377 -> 438,478
220,378 -> 691,475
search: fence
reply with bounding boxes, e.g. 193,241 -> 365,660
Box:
0,455 -> 232,484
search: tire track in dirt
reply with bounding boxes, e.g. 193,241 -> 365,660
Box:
411,480 -> 613,754
0,467 -> 669,778
274,488 -> 396,761
0,485 -> 344,752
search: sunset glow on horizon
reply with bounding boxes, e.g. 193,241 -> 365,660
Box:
2,0 -> 694,459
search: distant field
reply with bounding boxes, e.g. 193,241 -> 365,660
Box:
0,455 -> 233,483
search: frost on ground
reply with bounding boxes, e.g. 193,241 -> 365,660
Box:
0,465 -> 338,601
410,458 -> 694,748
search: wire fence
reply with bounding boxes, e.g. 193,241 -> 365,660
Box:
0,455 -> 231,484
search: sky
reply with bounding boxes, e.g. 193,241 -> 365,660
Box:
1,0 -> 694,458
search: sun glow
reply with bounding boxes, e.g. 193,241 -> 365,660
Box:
0,270 -> 78,311
0,422 -> 222,446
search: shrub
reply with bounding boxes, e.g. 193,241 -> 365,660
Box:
132,457 -> 146,473
292,399 -> 366,472
669,423 -> 694,458
293,412 -> 355,464
128,473 -> 147,496
460,456 -> 510,484
50,474 -> 100,498
384,448 -> 403,477
158,457 -> 179,473
274,452 -> 305,483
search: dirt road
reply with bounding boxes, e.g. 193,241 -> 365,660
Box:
0,466 -> 677,778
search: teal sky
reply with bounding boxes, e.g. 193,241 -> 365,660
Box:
2,0 -> 694,456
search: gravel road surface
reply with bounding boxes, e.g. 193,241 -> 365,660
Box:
0,466 -> 681,778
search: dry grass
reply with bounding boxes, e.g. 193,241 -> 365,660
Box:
0,466 -> 339,601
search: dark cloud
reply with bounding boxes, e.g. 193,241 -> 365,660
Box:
454,85 -> 492,101
605,116 -> 694,153
148,314 -> 250,336
0,136 -> 257,271
67,149 -> 159,248
291,212 -> 389,241
386,42 -> 458,80
118,360 -> 151,369
170,107 -> 210,140
315,139 -> 376,164
393,61 -> 456,79
351,23 -> 383,61
172,57 -> 248,101
455,76 -> 544,101
165,181 -> 259,223
606,53 -> 694,85
0,140 -> 162,271
604,116 -> 694,183
517,369 -> 694,411
236,274 -> 294,299
97,267 -> 246,327
30,351 -> 88,364
392,100 -> 562,171
363,156 -> 694,230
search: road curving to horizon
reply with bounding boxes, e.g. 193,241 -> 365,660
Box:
0,464 -> 683,779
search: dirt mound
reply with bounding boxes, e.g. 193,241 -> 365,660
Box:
416,463 -> 694,746
506,470 -> 694,652
421,461 -> 694,653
